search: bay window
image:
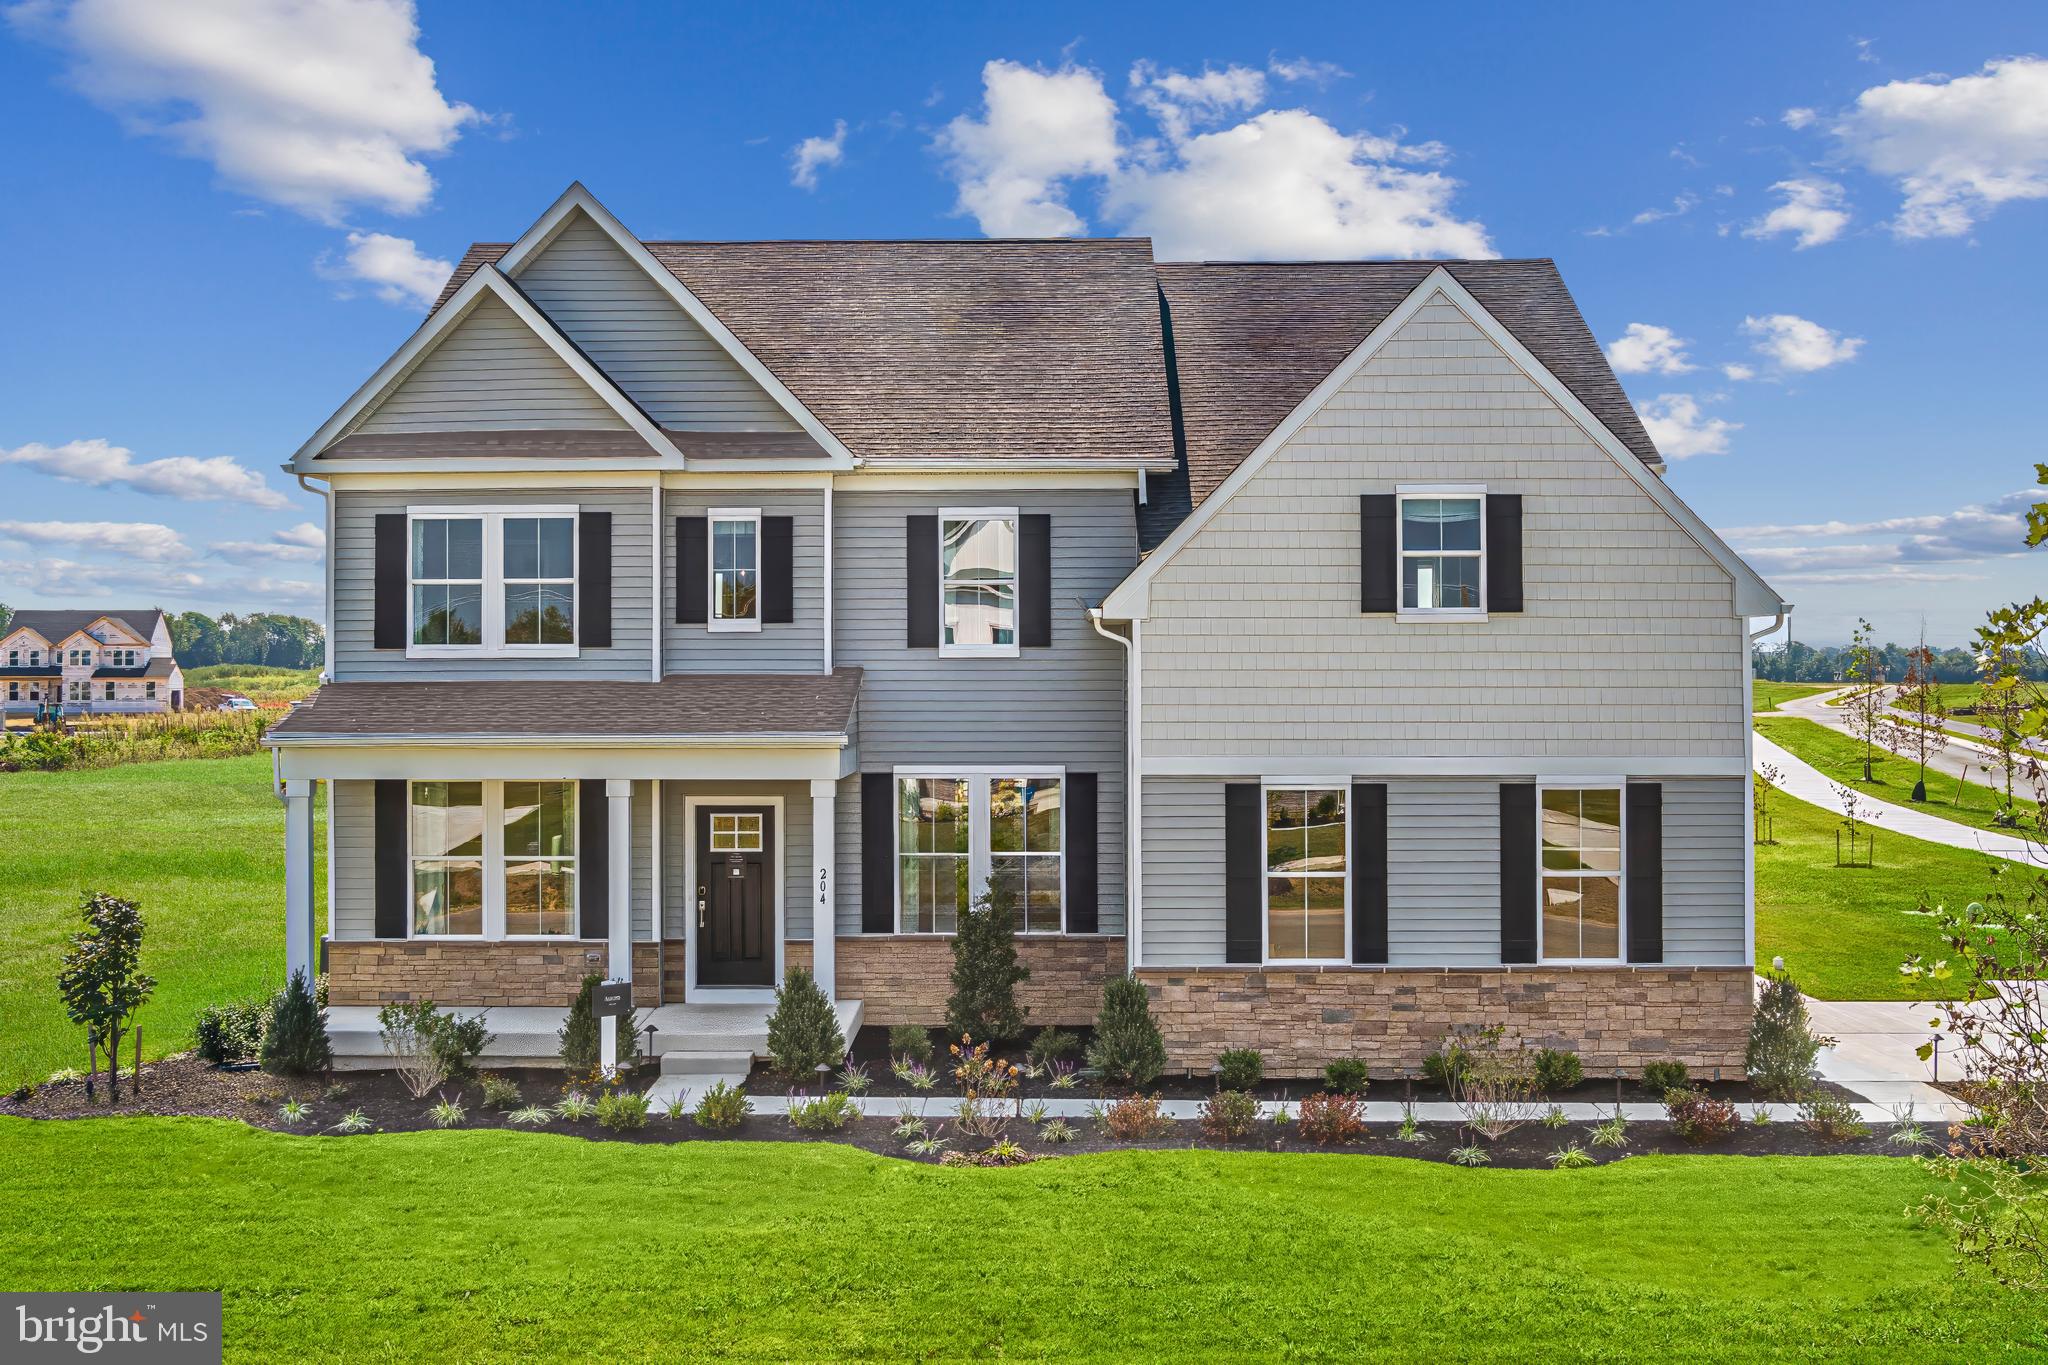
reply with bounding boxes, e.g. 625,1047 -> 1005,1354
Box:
409,779 -> 581,939
897,770 -> 1064,933
1265,786 -> 1347,962
1398,492 -> 1484,614
939,511 -> 1017,655
409,507 -> 577,655
1539,785 -> 1623,962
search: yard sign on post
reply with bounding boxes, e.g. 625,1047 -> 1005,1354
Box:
595,980 -> 631,1080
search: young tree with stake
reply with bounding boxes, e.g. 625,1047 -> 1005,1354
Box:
57,892 -> 156,1103
1893,636 -> 1949,802
1842,618 -> 1900,782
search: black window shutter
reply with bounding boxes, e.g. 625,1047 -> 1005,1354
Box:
373,514 -> 406,649
860,772 -> 896,932
1065,772 -> 1097,933
1487,493 -> 1524,613
1499,783 -> 1537,963
1627,783 -> 1664,964
1019,513 -> 1052,647
676,517 -> 708,624
1360,494 -> 1397,613
373,779 -> 407,939
579,779 -> 609,940
580,511 -> 613,648
763,515 -> 795,624
906,516 -> 938,648
1224,783 -> 1262,963
1351,783 -> 1388,964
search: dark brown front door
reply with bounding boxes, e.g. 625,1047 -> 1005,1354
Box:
696,806 -> 774,987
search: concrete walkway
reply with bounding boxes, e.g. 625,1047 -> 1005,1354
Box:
1804,997 -> 1975,1124
1772,686 -> 2046,783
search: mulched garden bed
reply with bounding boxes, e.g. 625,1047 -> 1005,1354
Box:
1,1054 -> 1921,1170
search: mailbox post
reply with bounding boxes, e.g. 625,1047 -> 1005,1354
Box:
594,979 -> 632,1080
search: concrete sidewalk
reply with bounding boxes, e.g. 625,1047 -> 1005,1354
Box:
1804,997 -> 1975,1124
1753,730 -> 2041,864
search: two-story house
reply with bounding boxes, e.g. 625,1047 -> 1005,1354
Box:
266,184 -> 1783,1078
1,609 -> 183,718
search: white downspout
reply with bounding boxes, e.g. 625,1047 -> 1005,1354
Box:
1089,608 -> 1140,975
821,482 -> 834,674
650,480 -> 663,683
1744,605 -> 1790,972
295,473 -> 333,682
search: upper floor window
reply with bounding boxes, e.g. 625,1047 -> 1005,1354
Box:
409,508 -> 577,656
1398,492 -> 1484,615
1539,786 -> 1623,963
939,510 -> 1017,656
709,509 -> 760,631
5,650 -> 15,667
1265,786 -> 1347,963
69,648 -> 93,666
145,681 -> 157,700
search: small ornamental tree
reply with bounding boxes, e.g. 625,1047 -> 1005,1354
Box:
1842,618 -> 1900,782
1745,967 -> 1832,1099
945,878 -> 1030,1043
260,967 -> 333,1076
1971,609 -> 2043,828
765,966 -> 844,1085
558,973 -> 639,1074
1087,975 -> 1166,1089
1893,637 -> 1949,802
57,891 -> 156,1102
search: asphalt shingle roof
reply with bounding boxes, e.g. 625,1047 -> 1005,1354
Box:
4,609 -> 164,647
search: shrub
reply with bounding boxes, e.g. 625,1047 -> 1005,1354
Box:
58,891 -> 156,1101
836,1061 -> 872,1095
261,969 -> 333,1076
507,1105 -> 551,1127
949,1034 -> 1021,1142
1296,1091 -> 1369,1145
1087,975 -> 1166,1089
1395,1106 -> 1426,1144
693,1079 -> 752,1131
1451,1025 -> 1541,1140
595,1090 -> 651,1132
1533,1048 -> 1583,1094
1449,1144 -> 1490,1167
1642,1060 -> 1690,1095
277,1099 -> 310,1127
1204,1047 -> 1261,1092
766,967 -> 845,1084
1664,1087 -> 1739,1144
1548,1143 -> 1595,1170
330,1109 -> 372,1135
1027,1026 -> 1080,1070
1421,1038 -> 1469,1090
1747,969 -> 1834,1099
1541,1104 -> 1569,1129
888,1024 -> 934,1066
428,1095 -> 466,1129
429,1011 -> 492,1086
1589,1114 -> 1630,1149
1096,1093 -> 1171,1141
557,975 -> 640,1074
554,1091 -> 598,1122
788,1091 -> 860,1132
944,881 -> 1030,1043
1798,1093 -> 1871,1143
1038,1117 -> 1076,1145
1323,1058 -> 1370,1095
479,1074 -> 522,1110
195,997 -> 268,1064
1199,1089 -> 1261,1142
377,1000 -> 447,1098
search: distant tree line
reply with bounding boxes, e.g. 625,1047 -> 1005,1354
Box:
1753,639 -> 2048,683
166,611 -> 325,669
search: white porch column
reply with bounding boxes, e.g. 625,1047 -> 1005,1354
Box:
809,778 -> 837,999
606,779 -> 633,986
283,778 -> 315,985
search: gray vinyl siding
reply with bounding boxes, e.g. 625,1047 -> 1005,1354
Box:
1660,777 -> 1746,964
331,486 -> 654,681
630,780 -> 654,940
354,294 -> 628,434
659,781 -> 813,944
1139,777 -> 1225,966
831,488 -> 1134,936
515,214 -> 800,432
332,779 -> 375,940
662,489 -> 826,673
1386,779 -> 1499,966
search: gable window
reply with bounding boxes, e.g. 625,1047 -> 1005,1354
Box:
410,781 -> 485,936
408,507 -> 578,656
708,510 -> 760,631
939,511 -> 1017,656
1398,492 -> 1484,615
1265,787 -> 1347,963
897,769 -> 1065,933
502,781 -> 576,937
5,651 -> 15,666
1539,786 -> 1624,963
27,651 -> 39,667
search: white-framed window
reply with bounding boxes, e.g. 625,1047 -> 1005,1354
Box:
409,781 -> 485,936
27,651 -> 40,667
69,647 -> 92,666
6,682 -> 17,701
707,508 -> 761,632
145,681 -> 157,700
1397,488 -> 1485,616
407,779 -> 584,940
67,680 -> 86,701
1264,785 -> 1348,963
502,781 -> 577,937
1538,784 -> 1625,964
710,812 -> 764,851
938,509 -> 1018,657
408,507 -> 578,657
103,681 -> 115,700
896,768 -> 1064,933
5,650 -> 16,666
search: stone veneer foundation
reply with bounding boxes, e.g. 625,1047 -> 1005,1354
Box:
785,935 -> 1126,1026
327,941 -> 662,1009
1136,966 -> 1753,1077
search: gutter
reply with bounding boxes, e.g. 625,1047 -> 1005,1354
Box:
263,731 -> 852,749
295,473 -> 334,681
1088,607 -> 1141,976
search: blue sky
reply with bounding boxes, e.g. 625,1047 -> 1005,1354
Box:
2,1 -> 2044,644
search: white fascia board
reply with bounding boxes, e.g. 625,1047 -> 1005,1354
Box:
496,184 -> 858,469
273,740 -> 850,783
1142,754 -> 1752,778
291,264 -> 683,468
1101,266 -> 1787,620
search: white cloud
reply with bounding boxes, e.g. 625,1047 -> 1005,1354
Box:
1742,178 -> 1851,248
1636,393 -> 1739,459
1268,56 -> 1349,86
233,575 -> 323,607
274,521 -> 325,549
1726,489 -> 2038,584
1721,362 -> 1756,381
789,119 -> 847,190
0,518 -> 191,561
1741,313 -> 1865,371
210,539 -> 322,564
0,438 -> 288,508
1782,107 -> 1818,130
317,230 -> 451,307
1631,192 -> 1699,226
0,555 -> 206,597
936,57 -> 1492,259
1831,56 -> 2048,238
1604,323 -> 1695,375
9,0 -> 478,223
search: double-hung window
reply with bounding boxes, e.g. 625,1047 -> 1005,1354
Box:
502,781 -> 577,937
103,681 -> 115,700
1538,785 -> 1624,963
1398,490 -> 1484,615
410,779 -> 580,939
145,681 -> 157,700
409,507 -> 577,656
708,509 -> 761,631
1265,786 -> 1348,962
410,781 -> 485,936
938,510 -> 1017,656
897,770 -> 1064,933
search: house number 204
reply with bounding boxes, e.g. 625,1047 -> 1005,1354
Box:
818,868 -> 830,905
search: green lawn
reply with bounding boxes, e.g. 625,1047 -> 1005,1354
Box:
0,754 -> 322,1089
1752,680 -> 1836,712
0,1120 -> 2036,1362
1755,781 -> 2015,1000
1756,714 -> 2039,836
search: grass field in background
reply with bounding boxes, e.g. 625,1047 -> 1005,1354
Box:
182,664 -> 322,703
1756,714 -> 2039,836
0,754 -> 323,1088
1,1120 -> 2035,1361
1752,680 -> 1836,712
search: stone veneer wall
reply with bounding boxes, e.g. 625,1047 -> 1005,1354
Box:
785,935 -> 1125,1027
1136,966 -> 1753,1077
328,941 -> 662,1008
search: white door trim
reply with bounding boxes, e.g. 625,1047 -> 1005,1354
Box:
681,792 -> 786,1003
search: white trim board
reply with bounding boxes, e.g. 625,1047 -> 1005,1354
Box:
1141,754 -> 1751,778
1099,267 -> 1785,620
